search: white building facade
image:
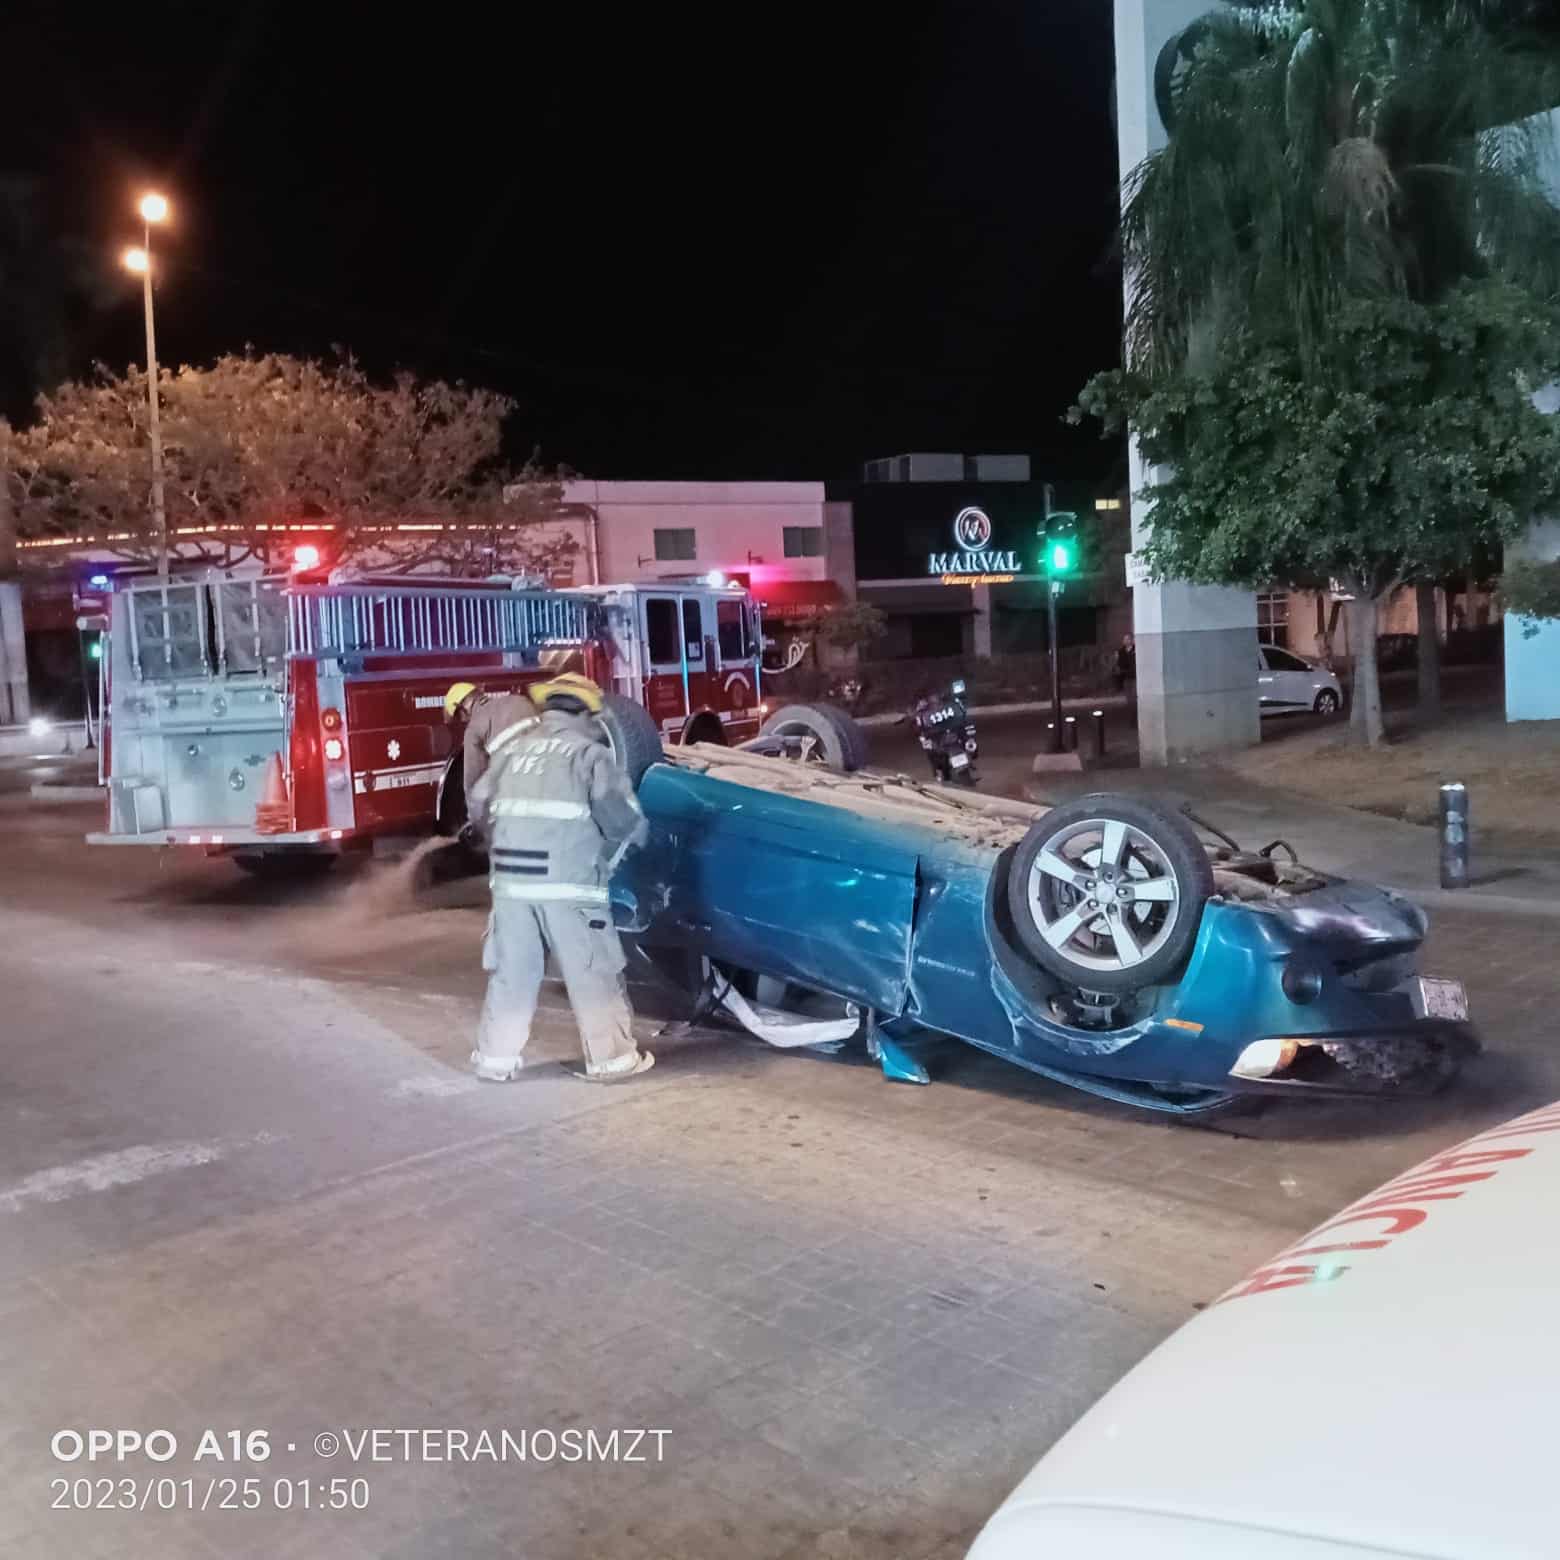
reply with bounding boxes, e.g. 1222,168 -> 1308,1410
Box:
517,478 -> 849,634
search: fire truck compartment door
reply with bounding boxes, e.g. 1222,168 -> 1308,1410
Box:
107,781 -> 167,835
108,703 -> 285,830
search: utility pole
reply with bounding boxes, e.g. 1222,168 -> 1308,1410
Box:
1040,489 -> 1078,756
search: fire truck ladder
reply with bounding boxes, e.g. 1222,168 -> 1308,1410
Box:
286,586 -> 599,661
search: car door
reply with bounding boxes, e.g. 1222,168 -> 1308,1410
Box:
714,596 -> 759,729
1257,647 -> 1280,713
1262,647 -> 1312,710
625,762 -> 920,1015
639,594 -> 688,735
678,595 -> 714,722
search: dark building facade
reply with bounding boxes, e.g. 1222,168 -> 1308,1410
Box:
829,455 -> 1130,662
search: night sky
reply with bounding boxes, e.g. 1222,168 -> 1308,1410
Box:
1,1 -> 1123,484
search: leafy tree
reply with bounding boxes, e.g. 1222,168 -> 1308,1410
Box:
1095,0 -> 1560,743
0,353 -> 563,576
816,600 -> 888,653
1078,283 -> 1560,745
1500,556 -> 1560,629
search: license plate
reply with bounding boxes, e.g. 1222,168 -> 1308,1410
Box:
1412,976 -> 1469,1022
950,753 -> 969,769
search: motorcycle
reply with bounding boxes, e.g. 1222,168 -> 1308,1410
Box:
906,680 -> 980,787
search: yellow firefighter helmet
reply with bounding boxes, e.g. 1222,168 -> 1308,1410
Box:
528,672 -> 605,716
443,681 -> 479,720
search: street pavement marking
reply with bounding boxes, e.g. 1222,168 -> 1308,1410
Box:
390,1076 -> 474,1100
0,1132 -> 280,1213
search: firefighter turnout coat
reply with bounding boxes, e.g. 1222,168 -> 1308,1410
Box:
469,709 -> 650,1076
462,691 -> 541,822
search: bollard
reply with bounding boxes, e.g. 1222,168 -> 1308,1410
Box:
1093,708 -> 1106,758
1440,782 -> 1469,890
1064,715 -> 1078,751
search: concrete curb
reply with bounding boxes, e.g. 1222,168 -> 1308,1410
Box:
0,723 -> 91,760
857,697 -> 1128,729
1389,884 -> 1560,920
29,784 -> 104,803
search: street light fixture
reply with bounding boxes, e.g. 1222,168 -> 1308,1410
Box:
123,193 -> 170,577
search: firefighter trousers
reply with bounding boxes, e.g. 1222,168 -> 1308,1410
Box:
475,898 -> 638,1074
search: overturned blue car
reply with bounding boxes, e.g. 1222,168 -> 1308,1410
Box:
598,700 -> 1476,1117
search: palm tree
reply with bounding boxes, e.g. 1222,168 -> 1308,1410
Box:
1122,1 -> 1560,740
1132,1 -> 1560,374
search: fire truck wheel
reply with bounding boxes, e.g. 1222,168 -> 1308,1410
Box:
759,704 -> 863,772
232,851 -> 338,880
595,693 -> 663,787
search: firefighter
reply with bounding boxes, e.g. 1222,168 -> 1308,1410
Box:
467,672 -> 654,1082
443,681 -> 541,840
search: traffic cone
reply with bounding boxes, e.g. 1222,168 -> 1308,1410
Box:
254,753 -> 291,834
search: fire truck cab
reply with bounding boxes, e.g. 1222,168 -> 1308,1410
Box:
85,565 -> 766,869
574,580 -> 764,750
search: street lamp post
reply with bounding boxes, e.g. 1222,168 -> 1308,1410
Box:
123,192 -> 169,578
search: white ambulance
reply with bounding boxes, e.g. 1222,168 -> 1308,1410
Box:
968,1099 -> 1560,1559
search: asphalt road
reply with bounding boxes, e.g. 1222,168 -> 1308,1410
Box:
3,772 -> 1556,1559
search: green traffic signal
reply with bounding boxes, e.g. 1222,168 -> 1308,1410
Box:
1041,511 -> 1079,576
88,640 -> 103,661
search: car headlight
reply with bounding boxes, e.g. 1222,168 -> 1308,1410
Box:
1231,1038 -> 1300,1078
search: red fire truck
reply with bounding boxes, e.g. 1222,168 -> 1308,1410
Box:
86,562 -> 770,872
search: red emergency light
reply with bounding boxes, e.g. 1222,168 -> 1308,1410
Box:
292,544 -> 321,570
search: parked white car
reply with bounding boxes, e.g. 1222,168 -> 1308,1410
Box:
966,1097 -> 1560,1559
1259,645 -> 1343,716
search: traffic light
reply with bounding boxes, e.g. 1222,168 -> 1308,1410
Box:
1042,512 -> 1079,578
88,639 -> 103,661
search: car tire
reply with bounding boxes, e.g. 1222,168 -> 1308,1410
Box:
436,752 -> 467,835
1006,793 -> 1214,994
596,693 -> 664,788
232,852 -> 338,880
1314,689 -> 1341,716
758,703 -> 865,771
813,702 -> 870,770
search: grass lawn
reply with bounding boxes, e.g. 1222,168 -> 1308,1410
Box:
1220,707 -> 1560,851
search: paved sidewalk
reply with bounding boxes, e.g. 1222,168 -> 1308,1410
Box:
1020,762 -> 1560,916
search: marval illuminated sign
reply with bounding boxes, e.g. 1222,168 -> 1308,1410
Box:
928,507 -> 1019,582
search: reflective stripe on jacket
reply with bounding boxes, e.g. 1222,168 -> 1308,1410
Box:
478,709 -> 647,904
462,692 -> 540,812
